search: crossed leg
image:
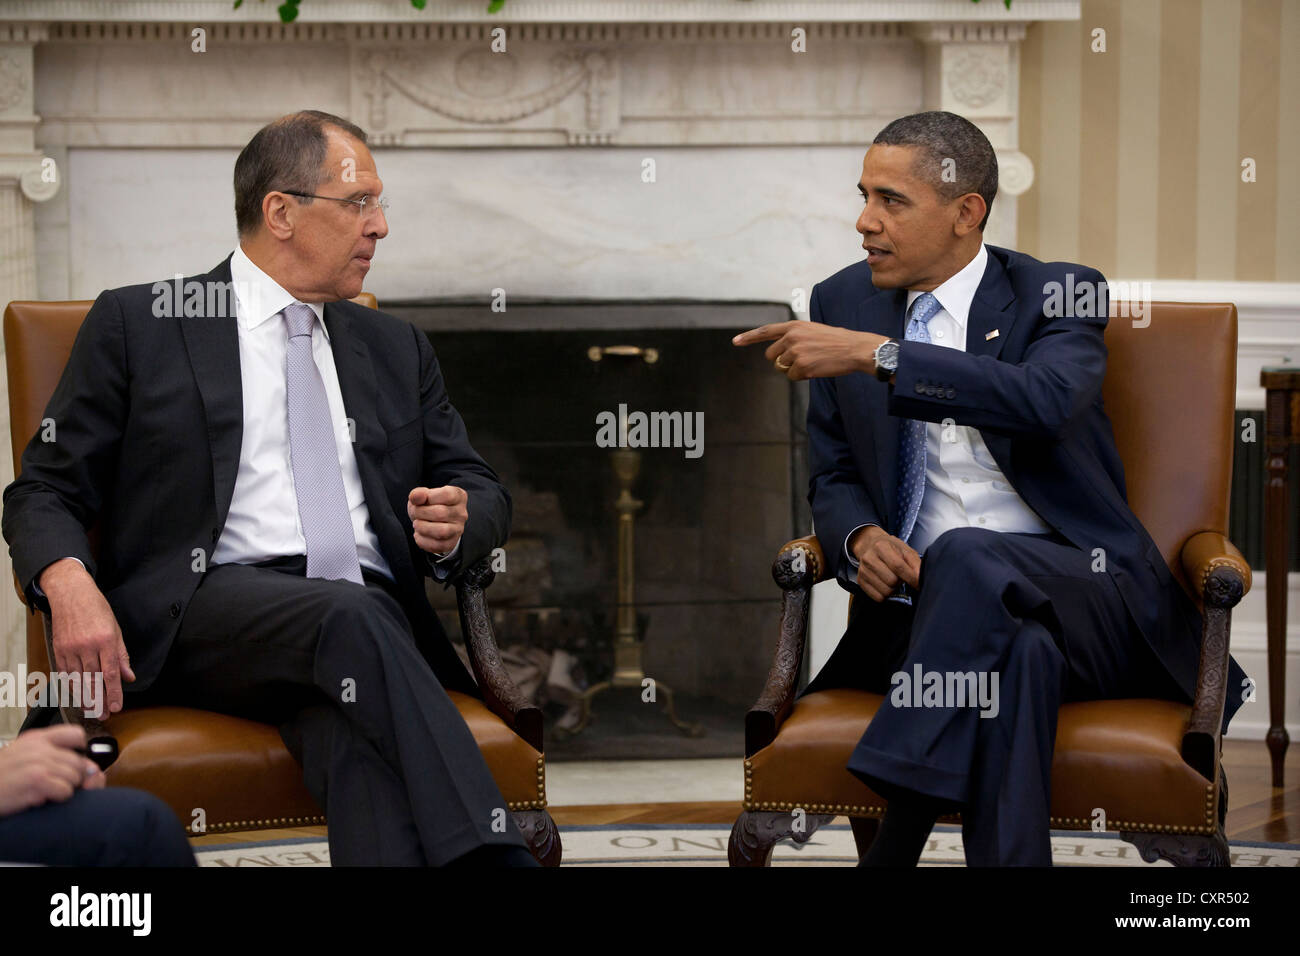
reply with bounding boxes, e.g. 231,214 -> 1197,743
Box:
134,559 -> 528,865
845,527 -> 1175,866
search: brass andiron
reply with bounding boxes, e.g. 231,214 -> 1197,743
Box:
557,348 -> 703,738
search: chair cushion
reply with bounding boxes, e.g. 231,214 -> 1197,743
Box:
103,693 -> 545,835
745,689 -> 1218,833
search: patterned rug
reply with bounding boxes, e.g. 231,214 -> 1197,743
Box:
193,823 -> 1300,867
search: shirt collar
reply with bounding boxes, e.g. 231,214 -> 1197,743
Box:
906,242 -> 988,331
229,245 -> 329,342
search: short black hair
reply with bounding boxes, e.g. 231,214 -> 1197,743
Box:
873,111 -> 998,231
233,110 -> 369,237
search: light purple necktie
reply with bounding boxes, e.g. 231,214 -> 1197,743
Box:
283,302 -> 364,585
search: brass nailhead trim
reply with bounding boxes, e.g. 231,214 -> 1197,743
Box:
203,755 -> 556,831
206,814 -> 327,834
743,780 -> 1220,834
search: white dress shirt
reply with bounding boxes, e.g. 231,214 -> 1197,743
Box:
846,243 -> 1053,567
214,246 -> 395,579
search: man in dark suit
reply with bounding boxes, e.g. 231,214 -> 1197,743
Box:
2,109 -> 536,866
735,111 -> 1247,866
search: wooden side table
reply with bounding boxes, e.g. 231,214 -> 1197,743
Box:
1262,366 -> 1298,787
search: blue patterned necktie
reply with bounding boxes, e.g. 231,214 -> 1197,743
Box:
895,292 -> 942,546
283,302 -> 364,585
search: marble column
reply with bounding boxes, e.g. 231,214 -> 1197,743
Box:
910,21 -> 1036,248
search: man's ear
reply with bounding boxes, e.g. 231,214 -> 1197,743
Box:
261,192 -> 296,241
952,193 -> 987,238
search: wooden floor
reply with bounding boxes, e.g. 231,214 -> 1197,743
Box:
189,738 -> 1300,849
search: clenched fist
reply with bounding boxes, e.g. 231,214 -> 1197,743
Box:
408,485 -> 467,556
850,525 -> 922,602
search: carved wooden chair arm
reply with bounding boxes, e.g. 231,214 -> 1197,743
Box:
1180,531 -> 1252,598
744,534 -> 826,757
454,555 -> 544,752
1178,531 -> 1249,782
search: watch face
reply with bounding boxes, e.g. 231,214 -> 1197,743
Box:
878,341 -> 900,368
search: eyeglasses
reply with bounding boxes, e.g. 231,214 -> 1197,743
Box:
283,191 -> 390,219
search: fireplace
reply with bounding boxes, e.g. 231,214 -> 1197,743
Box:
391,299 -> 809,758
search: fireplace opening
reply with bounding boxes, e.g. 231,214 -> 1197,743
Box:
386,299 -> 811,760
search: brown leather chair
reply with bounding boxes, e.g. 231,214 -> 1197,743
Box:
730,302 -> 1248,868
4,295 -> 561,866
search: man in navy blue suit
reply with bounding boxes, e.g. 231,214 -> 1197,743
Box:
735,111 -> 1247,866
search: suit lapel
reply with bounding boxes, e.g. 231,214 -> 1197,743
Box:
962,251 -> 1019,477
178,257 -> 244,529
324,302 -> 419,592
963,249 -> 1016,363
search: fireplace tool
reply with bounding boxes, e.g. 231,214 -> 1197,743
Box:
554,345 -> 704,738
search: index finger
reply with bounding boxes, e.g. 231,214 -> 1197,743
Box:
31,723 -> 88,749
731,322 -> 800,346
97,648 -> 121,717
82,766 -> 107,790
876,540 -> 917,580
891,541 -> 922,586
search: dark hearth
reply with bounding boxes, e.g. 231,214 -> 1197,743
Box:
386,300 -> 810,760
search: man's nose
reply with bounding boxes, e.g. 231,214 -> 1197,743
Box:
857,208 -> 880,234
366,209 -> 389,239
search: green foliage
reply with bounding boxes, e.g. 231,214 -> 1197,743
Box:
232,0 -> 508,22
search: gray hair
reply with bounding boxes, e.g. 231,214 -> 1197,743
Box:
233,110 -> 369,237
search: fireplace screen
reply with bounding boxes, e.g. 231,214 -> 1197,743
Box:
386,300 -> 810,760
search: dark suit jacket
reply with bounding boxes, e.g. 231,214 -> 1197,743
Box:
805,244 -> 1246,734
2,255 -> 507,700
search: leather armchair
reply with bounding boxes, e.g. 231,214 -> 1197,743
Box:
3,296 -> 561,866
729,302 -> 1248,868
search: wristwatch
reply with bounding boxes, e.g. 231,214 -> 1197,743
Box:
873,338 -> 901,382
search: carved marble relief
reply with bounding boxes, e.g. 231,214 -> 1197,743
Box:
359,44 -> 619,145
945,45 -> 1008,111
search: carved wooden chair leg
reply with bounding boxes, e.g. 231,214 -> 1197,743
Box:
1120,761 -> 1233,867
728,810 -> 835,867
513,810 -> 563,867
849,816 -> 881,862
1120,830 -> 1230,867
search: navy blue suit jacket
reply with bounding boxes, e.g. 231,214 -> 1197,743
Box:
806,244 -> 1246,734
